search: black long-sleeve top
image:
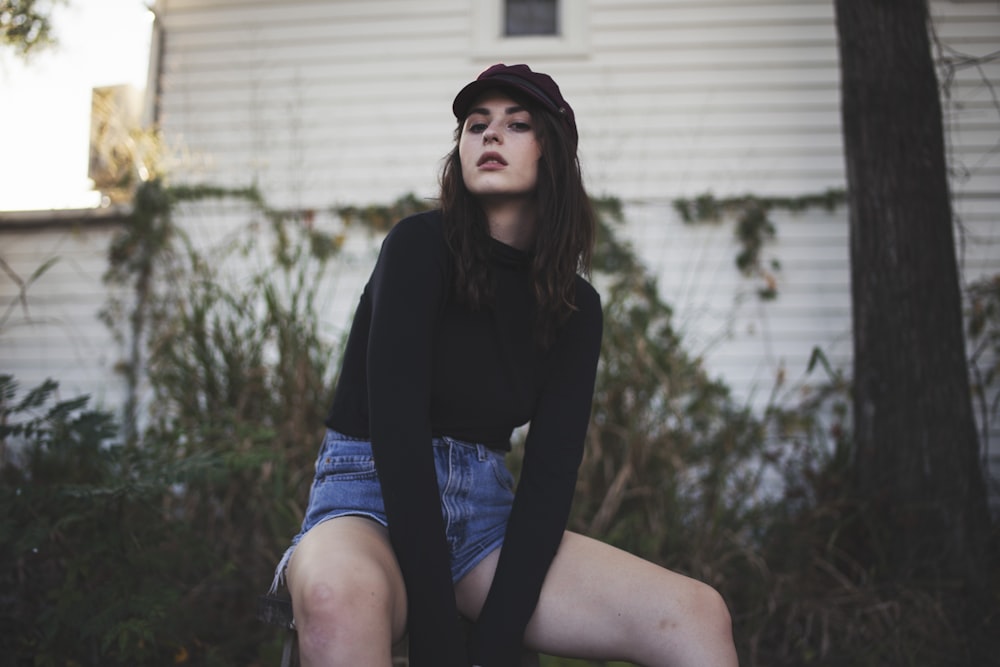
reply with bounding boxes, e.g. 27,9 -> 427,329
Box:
326,210 -> 603,667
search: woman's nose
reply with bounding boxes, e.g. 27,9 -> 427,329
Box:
483,124 -> 501,143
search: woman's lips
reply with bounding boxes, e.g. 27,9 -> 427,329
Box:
477,152 -> 507,167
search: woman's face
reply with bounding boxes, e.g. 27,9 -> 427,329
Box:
458,91 -> 542,202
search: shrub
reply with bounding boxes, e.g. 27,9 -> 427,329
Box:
0,375 -> 216,666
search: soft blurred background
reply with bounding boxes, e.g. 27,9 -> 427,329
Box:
0,0 -> 152,210
1,1 -> 998,666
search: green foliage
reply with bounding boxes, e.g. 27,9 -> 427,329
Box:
335,192 -> 436,231
565,199 -> 850,666
546,196 -> 996,667
102,179 -> 346,662
0,0 -> 63,59
578,197 -> 768,582
7,183 -> 995,666
2,179 -> 351,665
0,375 -> 217,666
674,189 -> 846,300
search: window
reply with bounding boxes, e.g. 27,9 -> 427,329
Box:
473,0 -> 590,59
505,0 -> 558,37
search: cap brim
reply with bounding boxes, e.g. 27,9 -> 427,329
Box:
452,79 -> 553,120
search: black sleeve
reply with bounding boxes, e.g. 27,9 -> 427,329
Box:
366,216 -> 468,667
468,282 -> 603,666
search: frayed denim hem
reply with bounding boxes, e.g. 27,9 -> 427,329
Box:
268,544 -> 296,595
268,512 -> 387,596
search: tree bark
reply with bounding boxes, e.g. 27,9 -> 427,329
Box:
833,0 -> 990,583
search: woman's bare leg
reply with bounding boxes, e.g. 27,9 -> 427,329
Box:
455,531 -> 738,667
286,516 -> 407,667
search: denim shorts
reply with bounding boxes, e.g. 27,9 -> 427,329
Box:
270,429 -> 514,592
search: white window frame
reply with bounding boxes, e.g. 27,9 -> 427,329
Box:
472,0 -> 590,59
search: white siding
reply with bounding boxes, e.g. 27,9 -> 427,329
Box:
154,0 -> 997,399
4,1 -> 993,482
156,0 -> 470,206
615,202 -> 854,408
0,213 -> 129,410
931,2 -> 1000,487
156,0 -> 851,204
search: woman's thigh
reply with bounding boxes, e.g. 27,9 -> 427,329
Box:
287,516 -> 408,646
455,531 -> 736,666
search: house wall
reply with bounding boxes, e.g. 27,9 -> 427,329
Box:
155,0 -> 842,203
0,208 -> 131,411
153,1 -> 997,198
3,1 -> 989,480
152,0 -> 999,451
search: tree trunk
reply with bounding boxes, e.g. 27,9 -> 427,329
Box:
833,0 -> 990,583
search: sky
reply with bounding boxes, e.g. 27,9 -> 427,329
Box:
0,0 -> 153,211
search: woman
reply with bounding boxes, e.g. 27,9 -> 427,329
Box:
271,64 -> 738,667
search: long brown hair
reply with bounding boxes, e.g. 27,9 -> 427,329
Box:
439,96 -> 596,347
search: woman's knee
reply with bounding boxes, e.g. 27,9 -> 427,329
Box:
292,557 -> 401,657
295,556 -> 396,625
632,579 -> 735,666
288,521 -> 406,653
687,581 -> 733,640
632,578 -> 731,643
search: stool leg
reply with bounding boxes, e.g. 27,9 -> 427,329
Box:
280,628 -> 298,667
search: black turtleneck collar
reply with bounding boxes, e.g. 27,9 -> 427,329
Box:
489,237 -> 532,269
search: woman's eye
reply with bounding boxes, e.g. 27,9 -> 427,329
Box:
468,122 -> 488,133
510,122 -> 531,132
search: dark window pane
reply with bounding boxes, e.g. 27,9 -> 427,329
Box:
505,0 -> 558,36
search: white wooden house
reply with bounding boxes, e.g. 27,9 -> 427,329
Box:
0,207 -> 131,407
2,0 -> 998,489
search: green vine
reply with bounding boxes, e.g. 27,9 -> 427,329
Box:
100,179 -> 347,445
334,192 -> 436,231
673,189 -> 846,300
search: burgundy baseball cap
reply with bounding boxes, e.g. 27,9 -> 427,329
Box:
452,63 -> 578,148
